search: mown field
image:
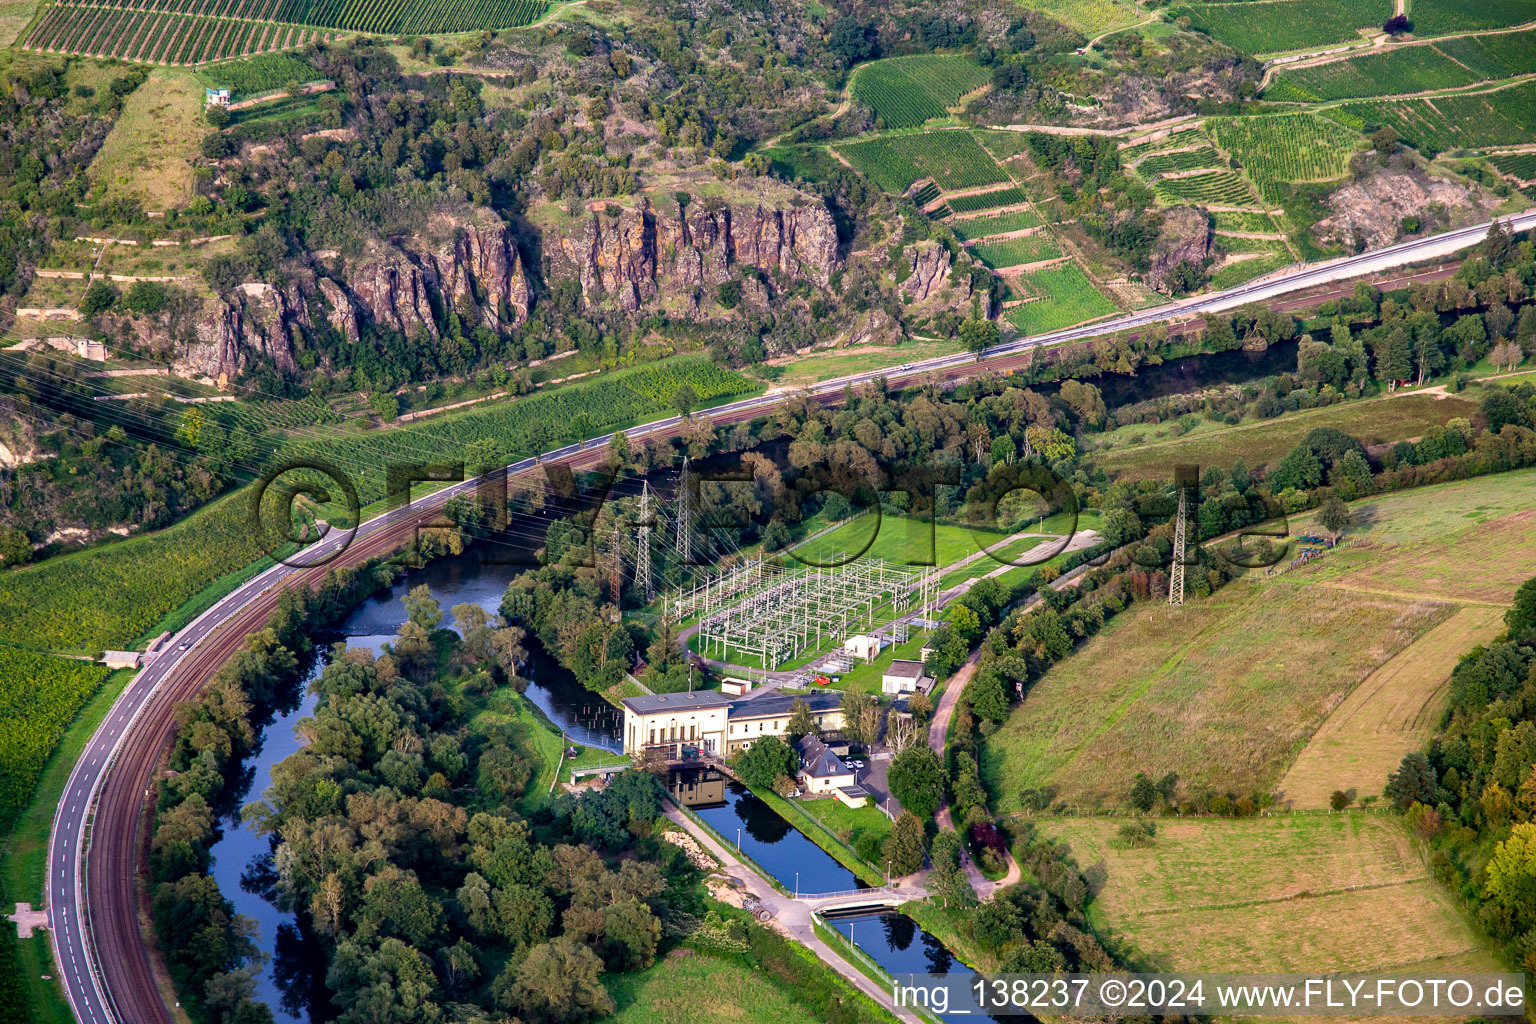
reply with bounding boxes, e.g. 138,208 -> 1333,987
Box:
1167,0 -> 1390,56
88,68 -> 204,209
1003,263 -> 1118,334
981,585 -> 1453,809
607,950 -> 827,1024
849,54 -> 989,130
1087,391 -> 1480,481
1039,814 -> 1501,977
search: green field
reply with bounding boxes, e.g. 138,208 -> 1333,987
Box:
1432,27 -> 1536,78
1206,114 -> 1360,201
850,54 -> 989,130
788,513 -> 1011,569
198,50 -> 319,100
0,651 -> 110,830
1151,169 -> 1257,206
1490,150 -> 1536,180
1088,391 -> 1479,481
969,234 -> 1063,268
1119,126 -> 1207,162
837,131 -> 1009,193
1208,252 -> 1290,288
1168,0 -> 1390,56
943,186 -> 1028,212
1405,0 -> 1536,35
607,951 -> 827,1024
1003,263 -> 1118,334
1135,145 -> 1224,177
1211,209 -> 1282,232
971,128 -> 1036,161
1329,80 -> 1536,151
1010,0 -> 1144,35
950,209 -> 1043,239
1264,45 -> 1482,101
1040,815 -> 1501,976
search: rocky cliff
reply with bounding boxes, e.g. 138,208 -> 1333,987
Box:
1147,206 -> 1212,294
547,191 -> 841,315
177,207 -> 532,377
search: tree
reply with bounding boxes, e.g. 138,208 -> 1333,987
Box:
1317,495 -> 1352,540
826,16 -> 873,67
906,690 -> 933,725
733,734 -> 797,789
205,104 -> 231,128
888,745 -> 946,819
79,280 -> 117,317
1490,339 -> 1523,372
1506,576 -> 1536,635
785,697 -> 817,742
1484,823 -> 1536,935
673,384 -> 697,418
959,318 -> 998,359
841,689 -> 880,749
0,526 -> 31,567
884,812 -> 926,877
1386,751 -> 1438,811
499,936 -> 614,1023
122,280 -> 169,315
1383,13 -> 1409,33
402,584 -> 443,631
1128,773 -> 1156,812
1330,789 -> 1350,811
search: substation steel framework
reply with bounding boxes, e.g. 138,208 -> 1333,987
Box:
695,556 -> 928,669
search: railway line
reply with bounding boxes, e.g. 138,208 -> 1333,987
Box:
46,211 -> 1536,1024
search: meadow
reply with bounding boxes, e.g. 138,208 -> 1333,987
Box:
1087,392 -> 1479,482
837,131 -> 1009,193
1039,814 -> 1501,976
606,951 -> 827,1024
1167,0 -> 1390,56
980,585 -> 1453,810
1329,80 -> 1536,151
971,128 -> 1036,161
1003,263 -> 1120,334
88,69 -> 203,210
1207,252 -> 1289,288
849,54 -> 989,130
787,513 -> 1012,570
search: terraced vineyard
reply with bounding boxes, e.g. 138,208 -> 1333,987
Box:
1152,170 -> 1257,206
1136,146 -> 1223,177
1433,28 -> 1536,79
1212,210 -> 1282,232
1404,0 -> 1536,35
1167,0 -> 1390,56
1011,0 -> 1142,35
970,234 -> 1063,268
1206,114 -> 1360,201
839,131 -> 1010,193
1264,45 -> 1481,101
25,0 -> 549,59
971,128 -> 1035,160
1329,80 -> 1536,151
1489,151 -> 1536,180
850,55 -> 990,130
951,209 -> 1043,239
1004,263 -> 1118,334
945,186 -> 1027,212
1119,127 -> 1206,162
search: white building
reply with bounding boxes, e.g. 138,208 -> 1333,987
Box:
881,659 -> 934,696
843,634 -> 880,663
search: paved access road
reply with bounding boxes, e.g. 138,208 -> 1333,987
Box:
47,210 -> 1536,1024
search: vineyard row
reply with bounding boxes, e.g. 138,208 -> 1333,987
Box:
26,4 -> 324,62
26,0 -> 547,40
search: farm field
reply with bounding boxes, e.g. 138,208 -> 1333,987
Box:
944,186 -> 1027,213
198,50 -> 319,99
1134,145 -> 1223,177
1405,0 -> 1536,35
1009,0 -> 1143,36
1264,45 -> 1481,101
88,69 -> 204,210
1490,151 -> 1536,180
837,131 -> 1009,193
950,209 -> 1042,239
849,55 -> 989,130
1205,114 -> 1359,201
1432,27 -> 1536,79
1151,169 -> 1256,206
1329,80 -> 1536,151
1087,391 -> 1479,481
0,650 -> 110,833
606,951 -> 825,1024
1166,0 -> 1390,56
1038,814 -> 1501,976
980,585 -> 1454,810
1278,605 -> 1504,808
969,234 -> 1062,268
787,513 -> 1012,570
0,357 -> 755,652
25,5 -> 325,63
1003,263 -> 1118,334
1279,468 -> 1536,605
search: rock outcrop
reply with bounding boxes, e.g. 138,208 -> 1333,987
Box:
1147,206 -> 1212,293
899,241 -> 973,307
1315,161 -> 1490,251
550,191 -> 841,314
179,207 -> 532,378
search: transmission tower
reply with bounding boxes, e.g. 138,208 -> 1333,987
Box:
1168,485 -> 1187,607
636,481 -> 653,600
675,456 -> 692,564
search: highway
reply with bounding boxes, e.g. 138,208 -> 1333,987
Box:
45,210 -> 1536,1024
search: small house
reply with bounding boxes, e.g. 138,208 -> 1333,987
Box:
720,677 -> 753,697
881,659 -> 933,696
205,87 -> 231,107
843,634 -> 880,663
835,784 -> 872,808
796,734 -> 857,794
100,650 -> 142,670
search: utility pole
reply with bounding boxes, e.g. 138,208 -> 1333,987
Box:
1168,482 -> 1188,607
636,481 -> 653,600
675,455 -> 691,564
609,520 -> 623,604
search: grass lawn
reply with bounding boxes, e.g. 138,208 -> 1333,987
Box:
981,583 -> 1453,810
470,687 -> 567,812
763,339 -> 966,388
788,513 -> 1013,570
1037,814 -> 1501,977
606,950 -> 827,1024
89,68 -> 204,211
1088,393 -> 1480,482
0,667 -> 134,1024
0,0 -> 39,46
798,793 -> 893,850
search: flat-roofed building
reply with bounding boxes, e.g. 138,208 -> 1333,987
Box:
620,691 -> 732,758
725,691 -> 845,754
881,659 -> 933,696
